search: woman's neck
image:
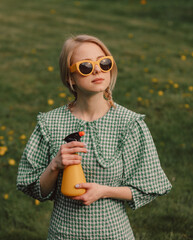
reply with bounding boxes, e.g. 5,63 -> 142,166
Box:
70,92 -> 111,122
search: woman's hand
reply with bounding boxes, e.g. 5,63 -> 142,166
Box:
50,141 -> 87,172
71,183 -> 105,206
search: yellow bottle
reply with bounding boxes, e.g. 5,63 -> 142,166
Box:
61,131 -> 86,197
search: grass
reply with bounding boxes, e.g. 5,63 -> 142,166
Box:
0,0 -> 193,239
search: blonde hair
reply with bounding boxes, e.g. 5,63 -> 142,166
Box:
59,34 -> 117,109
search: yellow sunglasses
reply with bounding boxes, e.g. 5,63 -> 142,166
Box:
70,56 -> 114,76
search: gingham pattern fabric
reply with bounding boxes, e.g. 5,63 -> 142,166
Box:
17,103 -> 172,240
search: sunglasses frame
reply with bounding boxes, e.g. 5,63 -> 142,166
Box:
70,56 -> 114,76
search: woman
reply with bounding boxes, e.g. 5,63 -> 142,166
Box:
17,34 -> 172,239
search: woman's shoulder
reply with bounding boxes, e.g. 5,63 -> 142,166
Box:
114,102 -> 145,126
37,105 -> 68,121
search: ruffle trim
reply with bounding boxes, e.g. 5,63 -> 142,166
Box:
86,113 -> 146,168
37,112 -> 50,142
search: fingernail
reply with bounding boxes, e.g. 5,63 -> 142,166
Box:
75,184 -> 80,188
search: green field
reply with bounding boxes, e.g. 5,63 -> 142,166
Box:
0,0 -> 193,239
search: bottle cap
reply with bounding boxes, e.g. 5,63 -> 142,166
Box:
79,131 -> 85,137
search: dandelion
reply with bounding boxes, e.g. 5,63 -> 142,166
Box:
50,9 -> 56,14
3,194 -> 9,200
0,146 -> 8,156
181,55 -> 186,61
180,143 -> 186,148
8,159 -> 16,166
188,86 -> 193,91
191,52 -> 193,57
173,83 -> 179,89
20,134 -> 26,140
149,89 -> 154,94
67,96 -> 74,102
140,55 -> 145,60
8,136 -> 13,141
144,68 -> 149,73
158,91 -> 164,96
140,0 -> 147,5
59,92 -> 66,98
74,1 -> 80,6
48,99 -> 54,105
168,79 -> 174,85
35,199 -> 40,205
184,104 -> 190,109
31,49 -> 36,54
137,97 -> 143,102
0,126 -> 6,131
48,66 -> 54,72
152,78 -> 158,83
128,33 -> 134,39
0,136 -> 4,140
8,130 -> 14,135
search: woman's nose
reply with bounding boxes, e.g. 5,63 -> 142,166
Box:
93,63 -> 101,74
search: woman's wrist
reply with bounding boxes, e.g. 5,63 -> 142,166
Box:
50,158 -> 60,172
101,185 -> 133,201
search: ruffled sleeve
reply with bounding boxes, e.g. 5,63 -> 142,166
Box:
122,116 -> 172,210
16,113 -> 56,201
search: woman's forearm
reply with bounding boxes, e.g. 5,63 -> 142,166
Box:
102,185 -> 133,201
40,160 -> 60,198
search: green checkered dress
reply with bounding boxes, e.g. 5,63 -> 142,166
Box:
17,102 -> 172,240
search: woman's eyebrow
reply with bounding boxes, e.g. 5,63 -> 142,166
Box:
81,55 -> 105,61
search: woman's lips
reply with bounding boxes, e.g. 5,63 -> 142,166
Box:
92,78 -> 104,83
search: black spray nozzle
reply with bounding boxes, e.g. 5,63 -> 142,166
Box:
63,131 -> 85,143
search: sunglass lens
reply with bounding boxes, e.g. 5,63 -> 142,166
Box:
79,62 -> 93,75
100,58 -> 112,71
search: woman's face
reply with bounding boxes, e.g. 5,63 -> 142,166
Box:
70,42 -> 111,96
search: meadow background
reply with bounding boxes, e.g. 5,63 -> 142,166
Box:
0,0 -> 193,239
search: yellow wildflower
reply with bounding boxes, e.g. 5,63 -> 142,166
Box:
144,68 -> 149,73
158,91 -> 164,96
149,89 -> 154,94
173,83 -> 179,89
8,159 -> 16,166
59,92 -> 66,98
128,33 -> 134,39
0,136 -> 4,140
188,86 -> 193,91
0,146 -> 8,156
8,130 -> 14,135
191,52 -> 193,57
184,104 -> 190,109
137,97 -> 143,102
140,0 -> 147,4
74,1 -> 80,6
152,78 -> 158,83
48,66 -> 54,72
3,194 -> 9,200
168,79 -> 174,85
48,99 -> 54,105
31,49 -> 36,54
67,96 -> 74,102
20,134 -> 26,140
50,9 -> 56,14
0,126 -> 6,131
8,136 -> 13,141
181,55 -> 186,61
140,55 -> 145,60
35,199 -> 40,205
